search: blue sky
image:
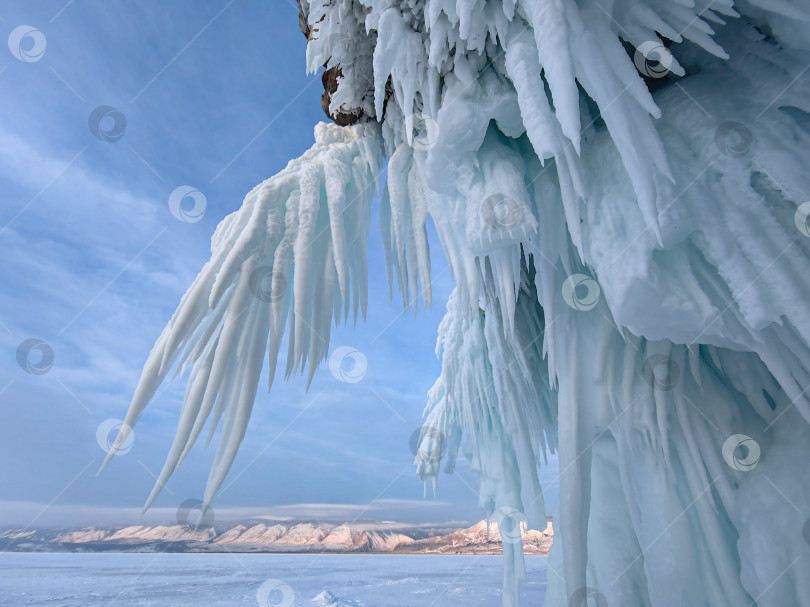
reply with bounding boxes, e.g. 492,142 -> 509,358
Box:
0,0 -> 558,528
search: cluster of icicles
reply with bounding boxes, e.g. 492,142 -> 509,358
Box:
107,0 -> 810,605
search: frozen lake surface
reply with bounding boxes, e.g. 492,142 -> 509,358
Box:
0,552 -> 546,606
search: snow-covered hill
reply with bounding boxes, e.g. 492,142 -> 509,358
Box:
0,518 -> 552,555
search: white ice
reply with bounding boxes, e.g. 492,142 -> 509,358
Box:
0,553 -> 547,606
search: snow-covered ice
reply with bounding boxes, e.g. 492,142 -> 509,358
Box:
0,553 -> 547,606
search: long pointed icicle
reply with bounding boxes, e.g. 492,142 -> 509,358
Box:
101,123 -> 383,510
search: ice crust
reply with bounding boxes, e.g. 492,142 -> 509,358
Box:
110,1 -> 810,605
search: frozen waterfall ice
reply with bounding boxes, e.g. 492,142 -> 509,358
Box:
105,0 -> 810,605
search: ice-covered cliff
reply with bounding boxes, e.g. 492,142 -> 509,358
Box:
107,1 -> 810,605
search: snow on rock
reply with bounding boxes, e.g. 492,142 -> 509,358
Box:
211,523 -> 287,545
52,529 -> 109,544
0,530 -> 36,540
110,1 -> 810,606
279,523 -> 332,546
104,525 -> 216,543
321,524 -> 372,551
365,530 -> 414,552
405,519 -> 553,555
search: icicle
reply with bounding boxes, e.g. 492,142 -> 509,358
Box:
101,122 -> 384,509
108,2 -> 810,606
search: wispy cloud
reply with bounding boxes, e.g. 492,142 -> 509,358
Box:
0,499 -> 463,528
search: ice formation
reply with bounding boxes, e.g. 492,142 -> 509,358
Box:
107,0 -> 810,605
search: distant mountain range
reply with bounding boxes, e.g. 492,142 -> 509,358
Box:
0,518 -> 553,555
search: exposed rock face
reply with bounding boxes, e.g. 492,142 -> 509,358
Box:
297,0 -> 310,37
321,67 -> 365,126
298,0 -> 368,126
